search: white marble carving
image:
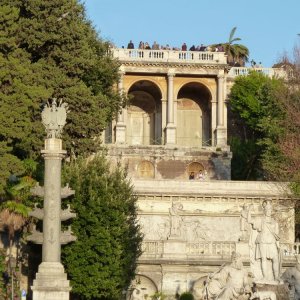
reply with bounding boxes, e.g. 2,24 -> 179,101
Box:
240,204 -> 250,241
247,201 -> 281,283
203,252 -> 251,299
169,202 -> 183,238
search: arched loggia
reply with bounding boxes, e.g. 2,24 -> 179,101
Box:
177,82 -> 212,146
127,80 -> 162,145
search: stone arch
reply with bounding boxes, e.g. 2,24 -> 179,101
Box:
127,80 -> 162,145
177,82 -> 212,146
137,160 -> 155,179
187,162 -> 205,179
176,80 -> 213,103
129,274 -> 158,300
127,77 -> 164,96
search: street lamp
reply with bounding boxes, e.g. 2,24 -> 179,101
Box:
8,256 -> 17,300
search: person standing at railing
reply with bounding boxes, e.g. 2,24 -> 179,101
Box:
144,42 -> 151,49
181,42 -> 187,51
138,41 -> 144,49
199,44 -> 206,51
127,40 -> 134,49
152,41 -> 159,50
189,45 -> 196,51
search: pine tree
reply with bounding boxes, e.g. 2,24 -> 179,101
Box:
0,1 -> 123,193
62,155 -> 143,300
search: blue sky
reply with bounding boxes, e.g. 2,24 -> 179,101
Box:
83,0 -> 300,67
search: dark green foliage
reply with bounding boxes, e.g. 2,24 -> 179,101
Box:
0,249 -> 7,299
179,292 -> 194,300
228,72 -> 286,180
229,137 -> 262,180
62,155 -> 143,300
0,0 -> 123,193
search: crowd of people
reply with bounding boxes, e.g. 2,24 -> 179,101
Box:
126,40 -> 224,52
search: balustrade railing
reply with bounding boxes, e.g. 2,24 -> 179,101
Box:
228,67 -> 287,78
112,48 -> 227,64
281,242 -> 300,258
141,241 -> 236,259
141,241 -> 164,258
141,241 -> 300,260
186,241 -> 236,257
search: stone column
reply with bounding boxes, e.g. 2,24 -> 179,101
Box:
161,98 -> 167,144
165,70 -> 176,145
31,139 -> 72,300
216,74 -> 227,147
211,100 -> 217,146
42,139 -> 65,262
29,99 -> 76,300
115,68 -> 126,144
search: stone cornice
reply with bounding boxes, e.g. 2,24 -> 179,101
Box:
132,179 -> 292,198
120,61 -> 227,71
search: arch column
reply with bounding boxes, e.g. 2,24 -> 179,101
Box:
215,74 -> 227,147
165,70 -> 176,145
115,68 -> 126,144
161,98 -> 167,144
211,100 -> 217,146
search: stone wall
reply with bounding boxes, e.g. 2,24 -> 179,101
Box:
127,179 -> 295,299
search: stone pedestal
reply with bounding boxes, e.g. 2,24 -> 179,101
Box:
31,262 -> 71,300
163,240 -> 186,259
115,123 -> 126,144
254,282 -> 291,300
165,124 -> 176,145
215,126 -> 227,148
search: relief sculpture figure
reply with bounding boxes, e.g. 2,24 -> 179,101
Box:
169,202 -> 183,238
246,200 -> 281,283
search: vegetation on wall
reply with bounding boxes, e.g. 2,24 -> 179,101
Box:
62,155 -> 143,300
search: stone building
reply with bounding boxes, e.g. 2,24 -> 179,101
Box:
105,48 -> 294,299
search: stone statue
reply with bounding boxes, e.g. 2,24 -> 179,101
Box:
246,200 -> 281,283
281,254 -> 300,299
169,202 -> 183,238
240,204 -> 249,241
41,98 -> 69,138
203,252 -> 251,300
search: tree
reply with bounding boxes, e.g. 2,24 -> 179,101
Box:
225,27 -> 249,66
228,71 -> 286,180
62,155 -> 143,300
210,27 -> 249,66
0,1 -> 124,193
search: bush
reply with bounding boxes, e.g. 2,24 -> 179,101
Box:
179,292 -> 194,300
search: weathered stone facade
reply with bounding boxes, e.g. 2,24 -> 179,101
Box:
105,49 -> 295,299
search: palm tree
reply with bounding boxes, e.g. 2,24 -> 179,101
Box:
0,200 -> 30,258
225,27 -> 249,66
210,27 -> 249,66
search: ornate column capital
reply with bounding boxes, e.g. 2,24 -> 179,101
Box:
167,69 -> 176,77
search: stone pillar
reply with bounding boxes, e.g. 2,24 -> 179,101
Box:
165,70 -> 176,145
161,98 -> 167,144
42,139 -> 65,262
31,139 -> 71,300
211,100 -> 217,146
216,74 -> 227,147
29,99 -> 76,300
115,68 -> 126,144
